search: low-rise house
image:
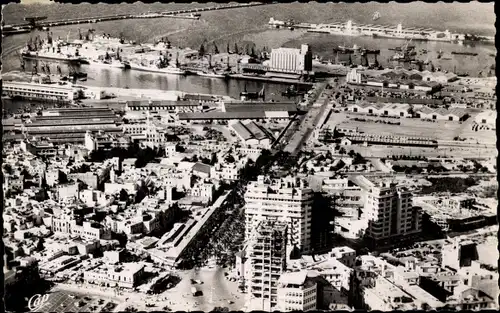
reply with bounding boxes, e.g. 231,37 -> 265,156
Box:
83,262 -> 145,288
277,270 -> 318,312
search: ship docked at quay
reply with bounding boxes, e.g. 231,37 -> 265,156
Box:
270,18 -> 494,44
129,54 -> 187,75
20,36 -> 84,63
87,58 -> 130,69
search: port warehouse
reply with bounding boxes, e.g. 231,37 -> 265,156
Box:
3,108 -> 122,144
347,75 -> 442,93
3,101 -> 299,142
178,102 -> 301,123
342,133 -> 438,147
230,120 -> 275,147
364,97 -> 444,106
346,102 -> 469,121
124,100 -> 209,112
2,81 -> 79,102
319,126 -> 438,148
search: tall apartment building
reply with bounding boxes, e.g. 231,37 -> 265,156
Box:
354,176 -> 422,245
245,220 -> 288,311
244,175 -> 313,253
270,44 -> 313,73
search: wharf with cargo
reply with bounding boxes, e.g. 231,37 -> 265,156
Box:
269,18 -> 495,44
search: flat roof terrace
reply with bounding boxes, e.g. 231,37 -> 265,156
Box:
48,107 -> 113,113
126,100 -> 201,107
224,102 -> 298,113
179,111 -> 267,120
26,119 -> 119,127
35,114 -> 118,121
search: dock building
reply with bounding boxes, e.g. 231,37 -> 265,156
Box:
178,101 -> 299,123
270,44 -> 313,74
3,81 -> 79,102
124,100 -> 203,113
474,110 -> 496,130
230,120 -> 274,149
346,69 -> 442,92
13,108 -> 122,145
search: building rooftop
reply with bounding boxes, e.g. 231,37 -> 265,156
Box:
231,121 -> 274,142
179,111 -> 268,120
278,270 -> 308,286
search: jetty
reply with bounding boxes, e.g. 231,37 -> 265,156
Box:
4,3 -> 268,31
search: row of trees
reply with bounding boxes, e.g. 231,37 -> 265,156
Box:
88,144 -> 164,168
421,177 -> 478,194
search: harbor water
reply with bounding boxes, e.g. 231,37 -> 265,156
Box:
1,2 -> 495,112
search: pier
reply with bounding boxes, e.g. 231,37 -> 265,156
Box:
4,2 -> 268,31
269,18 -> 495,44
228,74 -> 314,86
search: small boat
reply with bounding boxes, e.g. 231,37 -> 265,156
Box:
337,44 -> 361,53
373,11 -> 381,21
195,70 -> 228,79
130,62 -> 186,75
451,51 -> 478,56
88,58 -> 128,69
362,48 -> 380,54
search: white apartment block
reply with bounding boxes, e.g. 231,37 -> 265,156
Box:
211,163 -> 240,181
245,220 -> 288,311
277,271 -> 318,312
244,175 -> 313,253
309,257 -> 352,291
191,182 -> 215,202
83,263 -> 144,288
122,119 -> 168,149
330,246 -> 356,268
51,214 -> 111,240
355,176 -> 422,244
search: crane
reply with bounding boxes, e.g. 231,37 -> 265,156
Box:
31,59 -> 39,82
15,50 -> 25,72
